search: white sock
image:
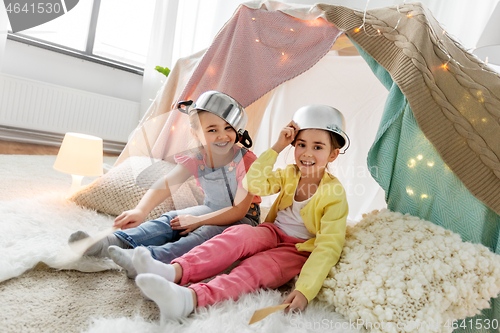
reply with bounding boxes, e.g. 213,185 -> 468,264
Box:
135,273 -> 194,322
108,246 -> 137,279
132,246 -> 176,282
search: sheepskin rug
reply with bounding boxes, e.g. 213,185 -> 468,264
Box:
318,209 -> 500,333
0,155 -> 363,333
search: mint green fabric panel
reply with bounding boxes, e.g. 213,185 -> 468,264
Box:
352,40 -> 500,332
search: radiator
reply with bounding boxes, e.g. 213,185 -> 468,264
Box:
0,74 -> 140,143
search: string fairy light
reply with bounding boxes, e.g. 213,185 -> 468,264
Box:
251,13 -> 299,50
352,0 -> 499,76
433,23 -> 498,75
354,0 -> 406,37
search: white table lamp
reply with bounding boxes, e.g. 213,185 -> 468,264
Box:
474,2 -> 500,66
53,133 -> 103,193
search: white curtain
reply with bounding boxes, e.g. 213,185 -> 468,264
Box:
140,0 -> 180,118
0,2 -> 8,71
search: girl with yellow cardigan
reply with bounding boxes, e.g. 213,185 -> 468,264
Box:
129,105 -> 350,322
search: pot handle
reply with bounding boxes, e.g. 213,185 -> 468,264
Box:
177,100 -> 194,114
238,130 -> 253,148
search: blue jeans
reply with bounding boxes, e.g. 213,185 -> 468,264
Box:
114,203 -> 260,264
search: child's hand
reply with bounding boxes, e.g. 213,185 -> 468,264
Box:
171,215 -> 202,235
113,209 -> 147,230
283,290 -> 308,313
272,121 -> 299,153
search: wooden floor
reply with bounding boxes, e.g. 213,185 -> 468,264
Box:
0,140 -> 119,156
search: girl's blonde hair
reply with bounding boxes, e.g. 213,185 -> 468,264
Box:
186,110 -> 207,150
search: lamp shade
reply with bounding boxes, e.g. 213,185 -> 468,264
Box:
53,133 -> 103,177
474,2 -> 500,65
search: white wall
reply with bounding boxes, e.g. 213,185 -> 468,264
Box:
1,40 -> 142,102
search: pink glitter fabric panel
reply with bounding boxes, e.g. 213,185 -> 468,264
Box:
151,5 -> 342,159
179,5 -> 343,107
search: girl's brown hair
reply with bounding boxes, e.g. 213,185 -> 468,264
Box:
292,129 -> 342,152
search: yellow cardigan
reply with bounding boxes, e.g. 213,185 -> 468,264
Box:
243,148 -> 348,302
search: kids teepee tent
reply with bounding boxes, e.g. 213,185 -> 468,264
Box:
110,1 -> 500,329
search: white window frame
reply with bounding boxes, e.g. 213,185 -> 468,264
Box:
7,0 -> 144,75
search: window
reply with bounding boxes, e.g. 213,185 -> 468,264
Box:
93,0 -> 156,67
7,0 -> 156,73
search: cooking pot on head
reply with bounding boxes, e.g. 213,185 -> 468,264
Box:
177,91 -> 252,148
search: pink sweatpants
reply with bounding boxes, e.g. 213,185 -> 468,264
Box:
171,223 -> 310,307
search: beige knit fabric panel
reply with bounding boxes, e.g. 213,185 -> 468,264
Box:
70,156 -> 204,221
318,3 -> 500,215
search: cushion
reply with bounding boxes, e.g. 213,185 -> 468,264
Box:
318,209 -> 500,333
70,156 -> 204,221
